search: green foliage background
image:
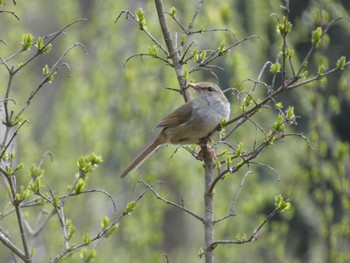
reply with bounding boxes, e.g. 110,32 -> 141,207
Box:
0,0 -> 349,262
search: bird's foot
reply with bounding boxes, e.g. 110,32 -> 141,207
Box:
196,137 -> 216,161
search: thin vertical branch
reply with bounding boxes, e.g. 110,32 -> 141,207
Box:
189,0 -> 205,30
3,69 -> 14,128
6,175 -> 32,263
154,2 -> 216,263
203,146 -> 215,263
154,0 -> 189,101
0,230 -> 26,261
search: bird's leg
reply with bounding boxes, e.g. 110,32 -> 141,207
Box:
197,137 -> 217,161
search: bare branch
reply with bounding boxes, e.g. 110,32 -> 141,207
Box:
137,180 -> 204,222
37,151 -> 53,169
0,230 -> 26,261
14,62 -> 71,120
0,10 -> 20,20
115,10 -> 169,56
288,61 -> 350,90
124,53 -> 173,68
154,0 -> 189,101
51,42 -> 87,72
188,0 -> 205,30
207,207 -> 280,252
214,170 -> 252,224
187,28 -> 236,38
0,120 -> 28,160
249,162 -> 281,181
50,180 -> 155,263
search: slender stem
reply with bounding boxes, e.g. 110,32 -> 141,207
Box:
189,0 -> 205,30
203,146 -> 215,263
3,70 -> 14,126
0,230 -> 26,261
154,0 -> 189,101
139,180 -> 204,222
6,175 -> 32,262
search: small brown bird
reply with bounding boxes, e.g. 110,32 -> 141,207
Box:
120,82 -> 230,177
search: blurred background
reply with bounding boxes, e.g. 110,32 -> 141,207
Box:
0,0 -> 349,262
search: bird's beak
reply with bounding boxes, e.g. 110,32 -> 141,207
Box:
187,83 -> 200,90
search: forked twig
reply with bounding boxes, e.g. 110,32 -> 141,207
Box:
137,180 -> 204,222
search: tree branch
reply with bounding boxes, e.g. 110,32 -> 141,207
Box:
137,180 -> 204,222
154,0 -> 189,101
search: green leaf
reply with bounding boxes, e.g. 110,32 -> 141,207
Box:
88,152 -> 103,166
198,248 -> 204,256
46,71 -> 57,83
42,64 -> 50,75
148,45 -> 158,58
218,41 -> 226,53
218,41 -> 231,56
180,34 -> 186,45
83,233 -> 92,246
28,178 -> 42,194
269,63 -> 281,74
236,142 -> 244,156
9,115 -> 24,127
215,160 -> 221,169
77,156 -> 94,175
284,48 -> 294,58
20,186 -> 31,200
101,216 -> 110,230
35,37 -> 44,50
220,118 -> 227,126
66,218 -> 75,239
265,130 -> 277,144
275,102 -> 283,109
30,164 -> 45,179
105,224 -> 119,238
311,27 -> 322,46
199,51 -> 206,62
276,16 -> 293,36
75,178 -> 86,194
184,68 -> 189,80
5,166 -> 14,176
42,43 -> 52,54
286,106 -> 295,121
240,94 -> 253,111
336,56 -> 346,70
318,64 -> 325,75
272,114 -> 284,131
275,194 -> 291,212
53,195 -> 60,208
15,193 -> 21,202
125,201 -> 136,215
191,48 -> 198,58
35,37 -> 52,54
80,249 -> 96,262
300,70 -> 308,78
226,155 -> 232,165
135,8 -> 146,30
169,7 -> 176,18
21,33 -> 34,50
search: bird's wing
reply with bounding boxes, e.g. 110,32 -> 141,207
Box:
156,100 -> 194,129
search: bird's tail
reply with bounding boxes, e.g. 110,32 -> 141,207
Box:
120,138 -> 162,178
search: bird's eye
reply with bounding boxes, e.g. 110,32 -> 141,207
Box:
207,86 -> 214,92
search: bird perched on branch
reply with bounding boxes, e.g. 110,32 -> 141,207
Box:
120,82 -> 231,177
